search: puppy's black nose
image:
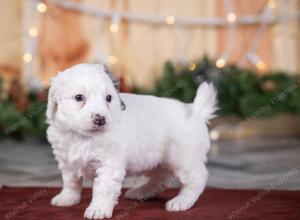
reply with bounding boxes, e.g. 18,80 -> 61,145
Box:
93,114 -> 106,126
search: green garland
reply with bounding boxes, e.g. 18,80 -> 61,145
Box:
0,57 -> 299,141
134,57 -> 300,118
0,87 -> 47,141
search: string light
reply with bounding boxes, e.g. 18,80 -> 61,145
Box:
210,130 -> 220,141
28,27 -> 39,37
25,0 -> 300,73
108,55 -> 118,64
268,0 -> 277,9
23,53 -> 33,63
110,23 -> 119,33
227,13 -> 237,23
246,52 -> 266,71
165,15 -> 176,25
188,62 -> 196,71
110,13 -> 120,33
48,0 -> 299,27
256,61 -> 266,71
36,2 -> 47,13
216,58 -> 226,68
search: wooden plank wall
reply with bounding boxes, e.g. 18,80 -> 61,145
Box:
0,0 -> 299,89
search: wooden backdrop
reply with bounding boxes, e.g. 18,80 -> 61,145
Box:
0,0 -> 299,88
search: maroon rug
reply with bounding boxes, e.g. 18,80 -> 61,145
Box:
0,187 -> 299,220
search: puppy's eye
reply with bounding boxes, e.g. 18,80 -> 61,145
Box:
106,95 -> 112,103
75,94 -> 85,102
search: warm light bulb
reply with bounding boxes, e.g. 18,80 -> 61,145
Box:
227,13 -> 237,23
28,27 -> 39,37
268,0 -> 276,9
108,55 -> 117,64
36,2 -> 47,13
166,15 -> 176,25
23,53 -> 32,63
210,130 -> 220,141
216,58 -> 226,68
110,24 -> 119,33
188,63 -> 196,71
256,61 -> 266,71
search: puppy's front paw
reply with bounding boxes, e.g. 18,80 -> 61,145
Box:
51,191 -> 81,207
166,197 -> 194,212
84,203 -> 113,219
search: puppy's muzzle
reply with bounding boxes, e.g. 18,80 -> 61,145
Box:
92,114 -> 106,126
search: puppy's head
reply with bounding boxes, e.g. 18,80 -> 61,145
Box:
46,64 -> 125,136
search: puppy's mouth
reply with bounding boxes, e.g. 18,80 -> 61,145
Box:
87,127 -> 106,133
88,128 -> 103,133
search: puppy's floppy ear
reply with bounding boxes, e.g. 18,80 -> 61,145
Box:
101,64 -> 126,111
102,64 -> 120,91
46,78 -> 58,122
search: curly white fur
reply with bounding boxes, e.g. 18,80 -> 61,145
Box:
47,64 -> 217,219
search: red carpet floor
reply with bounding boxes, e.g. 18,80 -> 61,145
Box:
0,187 -> 299,220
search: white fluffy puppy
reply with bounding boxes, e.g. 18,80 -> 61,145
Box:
47,64 -> 217,219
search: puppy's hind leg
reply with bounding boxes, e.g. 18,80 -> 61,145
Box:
125,167 -> 174,200
166,162 -> 208,212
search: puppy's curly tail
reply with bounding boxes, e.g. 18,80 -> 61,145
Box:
193,82 -> 218,123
